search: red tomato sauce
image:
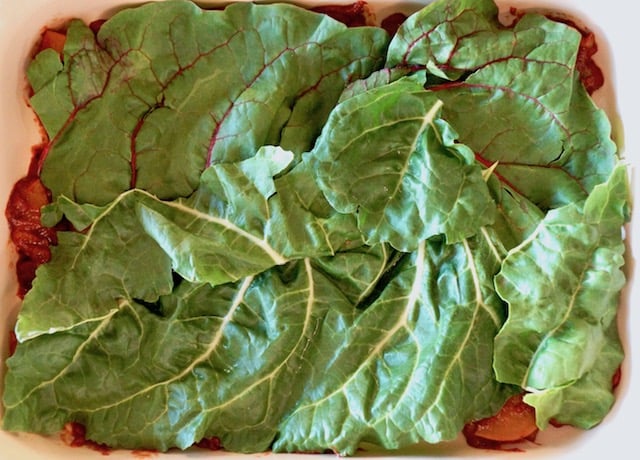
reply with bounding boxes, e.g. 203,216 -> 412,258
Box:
196,436 -> 223,450
380,12 -> 407,35
7,330 -> 18,357
6,170 -> 57,298
312,1 -> 374,27
507,7 -> 604,94
61,422 -> 111,455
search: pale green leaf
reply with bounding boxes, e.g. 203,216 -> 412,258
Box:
308,78 -> 496,251
494,165 -> 629,392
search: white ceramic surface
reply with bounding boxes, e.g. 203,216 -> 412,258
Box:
1,1 -> 638,458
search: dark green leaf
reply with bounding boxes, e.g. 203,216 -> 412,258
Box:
33,1 -> 388,205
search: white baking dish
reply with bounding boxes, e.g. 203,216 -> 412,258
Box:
1,1 -> 637,458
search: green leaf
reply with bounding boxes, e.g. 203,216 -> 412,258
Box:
15,193 -> 174,341
437,70 -> 617,210
138,146 -> 363,285
33,1 -> 388,205
338,67 -> 415,102
308,78 -> 496,251
311,244 -> 394,307
17,146 -> 362,340
494,165 -> 629,392
28,20 -> 111,138
387,0 -> 617,209
488,185 -> 545,252
3,260 -> 360,452
275,235 -> 514,455
524,320 -> 623,430
386,0 -> 500,80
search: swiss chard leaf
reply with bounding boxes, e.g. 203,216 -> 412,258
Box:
311,244 -> 392,307
17,146 -> 362,340
385,0 -> 500,80
138,146 -> 364,285
493,165 -> 629,393
308,77 -> 496,251
523,320 -> 623,430
387,1 -> 617,209
31,1 -> 388,205
15,193 -> 174,341
3,260 -> 360,452
275,234 -> 515,455
338,67 -> 414,102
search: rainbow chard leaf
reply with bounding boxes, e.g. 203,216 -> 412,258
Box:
30,0 -> 388,205
493,165 -> 629,424
387,0 -> 616,209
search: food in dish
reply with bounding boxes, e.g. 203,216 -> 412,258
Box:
2,0 -> 629,455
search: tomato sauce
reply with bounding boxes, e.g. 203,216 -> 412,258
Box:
131,449 -> 159,458
313,1 -> 408,34
5,172 -> 58,298
60,422 -> 111,455
196,436 -> 223,450
462,360 -> 622,450
380,12 -> 407,35
312,1 -> 375,27
38,29 -> 66,55
7,330 -> 18,357
59,421 -> 223,455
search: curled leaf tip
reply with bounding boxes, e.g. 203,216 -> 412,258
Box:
482,161 -> 500,182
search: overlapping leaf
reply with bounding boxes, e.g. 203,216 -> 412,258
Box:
3,0 -> 629,455
31,0 -> 388,205
4,259 -> 362,451
523,321 -> 623,430
16,146 -> 361,340
308,77 -> 495,251
387,0 -> 617,209
275,234 -> 515,455
493,165 -> 629,422
386,0 -> 501,79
